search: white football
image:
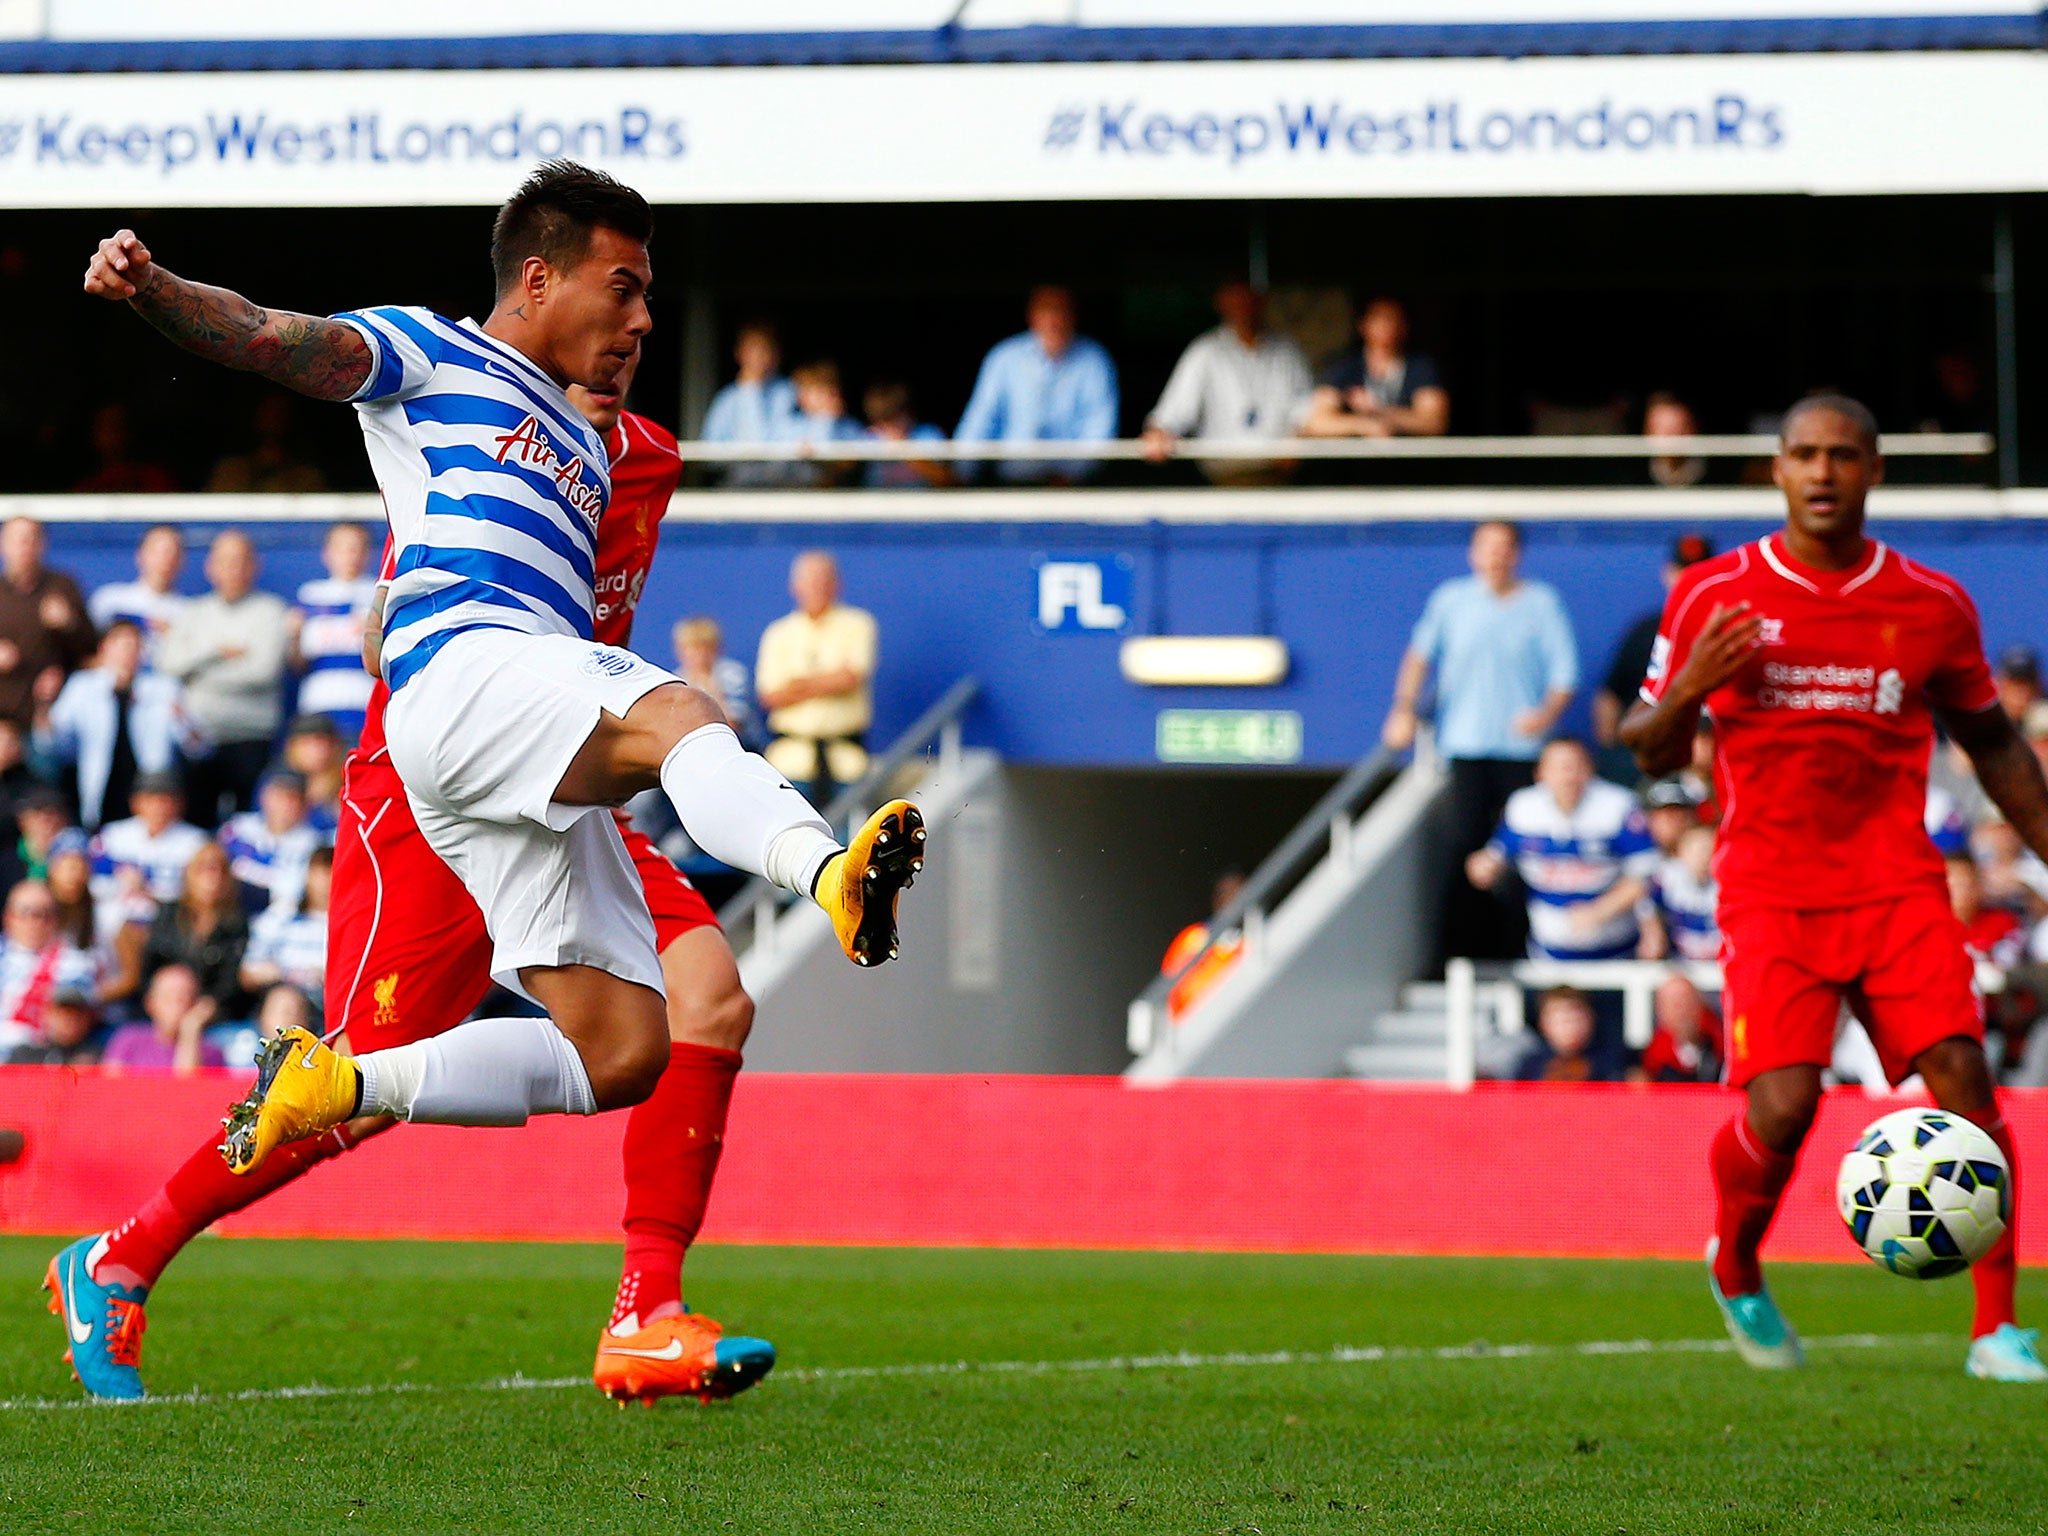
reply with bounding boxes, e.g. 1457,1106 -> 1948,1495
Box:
1837,1108 -> 2010,1279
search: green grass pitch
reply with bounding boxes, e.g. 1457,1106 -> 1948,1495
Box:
1,1236 -> 2041,1534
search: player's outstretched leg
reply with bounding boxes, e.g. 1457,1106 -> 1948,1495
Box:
48,1125 -> 364,1397
1706,1070 -> 1813,1370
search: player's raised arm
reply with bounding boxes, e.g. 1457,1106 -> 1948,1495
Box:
1619,602 -> 1762,775
84,230 -> 370,402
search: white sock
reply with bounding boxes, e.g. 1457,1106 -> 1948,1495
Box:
355,1017 -> 597,1125
659,723 -> 839,896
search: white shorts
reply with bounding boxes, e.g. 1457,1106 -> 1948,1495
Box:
384,628 -> 676,997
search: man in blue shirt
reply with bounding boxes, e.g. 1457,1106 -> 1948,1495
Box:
701,321 -> 802,487
1382,520 -> 1579,959
954,287 -> 1118,484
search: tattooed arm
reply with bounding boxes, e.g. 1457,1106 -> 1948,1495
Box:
84,229 -> 371,402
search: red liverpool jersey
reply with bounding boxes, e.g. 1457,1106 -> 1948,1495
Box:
353,410 -> 682,795
1640,533 -> 1997,913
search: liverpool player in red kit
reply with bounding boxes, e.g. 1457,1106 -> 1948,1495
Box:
48,356 -> 773,1405
1623,394 -> 2045,1382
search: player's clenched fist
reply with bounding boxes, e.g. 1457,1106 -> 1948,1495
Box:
84,230 -> 155,301
1672,601 -> 1764,702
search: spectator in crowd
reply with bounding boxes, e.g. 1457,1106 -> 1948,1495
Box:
140,841 -> 249,1029
1643,392 -> 1707,488
241,844 -> 330,1002
3,985 -> 101,1066
71,403 -> 176,494
0,718 -> 39,855
215,980 -> 312,1071
88,524 -> 187,668
205,394 -> 328,494
90,770 -> 209,905
44,832 -> 96,954
0,516 -> 98,734
1301,297 -> 1450,439
674,617 -> 763,749
1641,821 -> 1720,964
1140,281 -> 1313,485
1160,869 -> 1247,1021
282,713 -> 345,833
955,286 -> 1119,483
288,522 -> 378,741
1642,776 -> 1707,857
1951,849 -> 2024,969
0,878 -> 100,1056
1592,533 -> 1715,776
159,529 -> 289,823
862,381 -> 951,490
701,321 -> 801,487
101,963 -> 224,1074
1383,521 -> 1578,960
757,550 -> 879,806
1992,646 -> 2048,736
1511,986 -> 1612,1083
1974,813 -> 2048,921
775,362 -> 865,488
1466,736 -> 1656,963
1632,974 -> 1723,1084
4,785 -> 71,890
53,826 -> 149,1011
37,618 -> 205,830
220,766 -> 323,915
1917,349 -> 1991,436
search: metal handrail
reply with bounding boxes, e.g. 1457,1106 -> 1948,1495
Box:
679,431 -> 1989,464
1126,742 -> 1400,1055
717,673 -> 981,936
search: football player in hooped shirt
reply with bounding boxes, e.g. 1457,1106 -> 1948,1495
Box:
1622,393 -> 2047,1383
47,354 -> 776,1406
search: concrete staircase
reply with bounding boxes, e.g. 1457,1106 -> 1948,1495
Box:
1343,981 -> 1452,1081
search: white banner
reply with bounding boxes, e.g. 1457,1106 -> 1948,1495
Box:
3,52 -> 2045,208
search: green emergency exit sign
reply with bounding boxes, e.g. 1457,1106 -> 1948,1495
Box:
1155,709 -> 1304,765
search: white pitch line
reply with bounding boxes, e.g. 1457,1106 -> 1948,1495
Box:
0,1331 -> 1954,1414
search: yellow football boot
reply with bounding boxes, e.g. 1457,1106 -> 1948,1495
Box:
219,1026 -> 361,1175
593,1312 -> 777,1406
814,799 -> 925,967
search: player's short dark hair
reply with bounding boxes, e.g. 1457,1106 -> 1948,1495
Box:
1780,392 -> 1879,451
490,160 -> 653,295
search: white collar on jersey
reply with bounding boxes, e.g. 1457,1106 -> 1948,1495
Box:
1757,533 -> 1887,596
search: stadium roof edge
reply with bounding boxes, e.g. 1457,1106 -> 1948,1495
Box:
0,16 -> 2042,74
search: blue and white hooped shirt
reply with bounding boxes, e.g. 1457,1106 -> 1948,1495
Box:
1488,779 -> 1659,961
293,575 -> 381,717
1650,855 -> 1722,964
334,307 -> 610,692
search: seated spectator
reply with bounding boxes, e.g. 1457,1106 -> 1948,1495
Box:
701,322 -> 802,487
282,713 -> 345,833
206,394 -> 328,494
37,618 -> 206,830
44,832 -> 96,953
1632,974 -> 1723,1084
214,981 -> 311,1071
1641,822 -> 1720,964
220,767 -> 324,915
159,529 -> 290,824
1976,813 -> 2048,920
756,551 -> 879,805
91,771 -> 209,904
0,718 -> 40,855
862,381 -> 950,489
4,985 -> 102,1066
774,362 -> 865,488
71,403 -> 176,494
240,844 -> 331,1001
0,515 -> 98,734
955,286 -> 1119,483
674,617 -> 763,749
1300,297 -> 1449,439
1951,850 -> 2024,970
0,878 -> 101,1056
1643,392 -> 1707,488
48,829 -> 148,1009
1141,281 -> 1312,485
1466,737 -> 1655,961
1994,645 -> 2048,738
88,523 -> 188,669
1512,986 -> 1612,1083
101,964 -> 224,1074
1918,348 -> 1991,436
1161,870 -> 1247,1021
140,841 -> 250,1030
4,786 -> 72,890
1642,776 -> 1707,857
289,522 -> 378,742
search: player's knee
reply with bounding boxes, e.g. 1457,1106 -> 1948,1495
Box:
1748,1075 -> 1820,1152
586,1028 -> 671,1109
670,983 -> 753,1052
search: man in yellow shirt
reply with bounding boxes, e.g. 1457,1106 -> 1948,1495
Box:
756,551 -> 878,805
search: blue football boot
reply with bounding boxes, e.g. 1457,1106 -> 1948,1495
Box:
1966,1324 -> 2048,1383
43,1235 -> 148,1401
1706,1238 -> 1804,1370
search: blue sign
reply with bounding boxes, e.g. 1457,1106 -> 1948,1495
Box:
1034,555 -> 1133,634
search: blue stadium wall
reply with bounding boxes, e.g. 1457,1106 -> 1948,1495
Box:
41,514 -> 2048,767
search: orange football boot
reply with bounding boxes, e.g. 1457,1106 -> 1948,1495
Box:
593,1312 -> 777,1406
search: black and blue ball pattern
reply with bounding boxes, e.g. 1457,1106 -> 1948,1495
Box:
1836,1108 -> 2010,1280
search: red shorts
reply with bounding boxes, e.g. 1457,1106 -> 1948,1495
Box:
1719,886 -> 1982,1089
327,790 -> 718,1052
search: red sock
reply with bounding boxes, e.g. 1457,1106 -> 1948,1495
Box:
93,1125 -> 360,1291
611,1042 -> 741,1333
1962,1109 -> 2020,1338
1711,1112 -> 1799,1297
